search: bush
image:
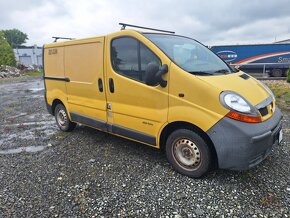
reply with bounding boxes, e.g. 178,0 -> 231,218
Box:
287,69 -> 290,83
0,31 -> 16,66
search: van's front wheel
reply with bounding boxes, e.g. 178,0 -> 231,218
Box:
54,104 -> 76,132
166,129 -> 211,178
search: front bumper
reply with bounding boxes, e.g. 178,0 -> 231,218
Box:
207,108 -> 283,170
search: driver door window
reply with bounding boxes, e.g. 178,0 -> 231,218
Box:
111,37 -> 161,83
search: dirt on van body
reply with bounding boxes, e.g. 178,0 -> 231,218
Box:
0,77 -> 289,217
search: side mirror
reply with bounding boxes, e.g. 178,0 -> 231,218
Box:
144,63 -> 168,88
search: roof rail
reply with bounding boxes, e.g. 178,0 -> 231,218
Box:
119,23 -> 175,34
52,36 -> 75,42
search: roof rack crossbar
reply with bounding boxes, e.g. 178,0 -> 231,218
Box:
52,36 -> 75,42
119,23 -> 175,34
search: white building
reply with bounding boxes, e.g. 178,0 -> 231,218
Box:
13,45 -> 43,67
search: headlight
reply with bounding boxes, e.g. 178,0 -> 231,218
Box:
220,91 -> 258,115
220,91 -> 262,123
224,93 -> 251,113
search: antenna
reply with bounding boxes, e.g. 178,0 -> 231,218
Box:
52,36 -> 75,42
119,23 -> 175,34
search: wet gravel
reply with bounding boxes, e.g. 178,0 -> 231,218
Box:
0,77 -> 289,217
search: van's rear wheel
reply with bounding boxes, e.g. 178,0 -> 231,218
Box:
166,129 -> 211,178
54,104 -> 76,132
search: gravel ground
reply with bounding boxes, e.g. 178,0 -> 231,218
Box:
0,77 -> 289,217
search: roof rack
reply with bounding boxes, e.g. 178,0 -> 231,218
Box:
52,36 -> 75,42
119,23 -> 175,34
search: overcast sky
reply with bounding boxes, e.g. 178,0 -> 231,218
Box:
1,0 -> 290,46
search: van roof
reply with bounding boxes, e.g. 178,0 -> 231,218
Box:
44,34 -> 106,48
44,29 -> 143,48
44,29 -> 177,48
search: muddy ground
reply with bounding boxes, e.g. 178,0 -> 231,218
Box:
0,77 -> 289,217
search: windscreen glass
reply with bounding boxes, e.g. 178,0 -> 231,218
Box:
144,34 -> 234,75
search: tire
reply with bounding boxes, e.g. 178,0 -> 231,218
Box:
54,104 -> 76,132
166,129 -> 211,178
271,69 -> 282,77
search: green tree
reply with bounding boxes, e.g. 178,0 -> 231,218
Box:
2,29 -> 28,48
0,31 -> 16,66
287,68 -> 290,83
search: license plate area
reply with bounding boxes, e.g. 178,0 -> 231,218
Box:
278,130 -> 283,144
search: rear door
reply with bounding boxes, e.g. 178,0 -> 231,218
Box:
105,34 -> 169,146
64,38 -> 107,130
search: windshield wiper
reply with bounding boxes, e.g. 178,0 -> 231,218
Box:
188,71 -> 214,75
214,69 -> 230,74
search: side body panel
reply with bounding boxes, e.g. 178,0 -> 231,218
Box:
104,30 -> 170,147
168,63 -> 228,132
44,46 -> 68,111
64,38 -> 107,127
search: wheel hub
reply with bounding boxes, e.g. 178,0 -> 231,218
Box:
57,109 -> 67,127
182,147 -> 193,159
173,138 -> 201,169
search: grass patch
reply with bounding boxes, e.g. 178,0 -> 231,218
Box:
25,71 -> 42,77
0,71 -> 42,84
0,76 -> 24,84
263,80 -> 290,111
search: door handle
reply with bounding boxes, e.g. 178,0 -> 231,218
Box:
109,78 -> 114,93
98,78 -> 103,92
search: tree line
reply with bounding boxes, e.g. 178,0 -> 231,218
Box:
0,29 -> 28,66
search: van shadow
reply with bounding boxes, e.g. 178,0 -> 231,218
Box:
71,125 -> 283,187
72,125 -> 168,166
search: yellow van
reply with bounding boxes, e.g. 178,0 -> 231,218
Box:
43,24 -> 283,178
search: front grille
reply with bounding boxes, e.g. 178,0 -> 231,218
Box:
259,107 -> 268,116
256,96 -> 274,117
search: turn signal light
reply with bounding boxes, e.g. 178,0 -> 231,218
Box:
226,111 -> 262,123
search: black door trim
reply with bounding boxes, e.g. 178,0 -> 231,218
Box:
44,76 -> 70,82
112,124 -> 156,146
70,112 -> 156,146
70,112 -> 107,131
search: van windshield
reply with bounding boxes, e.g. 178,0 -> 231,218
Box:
143,33 -> 234,75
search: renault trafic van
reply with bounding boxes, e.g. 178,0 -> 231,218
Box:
43,24 -> 283,178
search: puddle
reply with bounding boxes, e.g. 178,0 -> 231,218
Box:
0,145 -> 48,154
31,95 -> 43,98
0,120 -> 58,146
28,88 -> 44,92
0,80 -> 44,96
7,113 -> 28,119
3,120 -> 55,127
0,79 -> 56,154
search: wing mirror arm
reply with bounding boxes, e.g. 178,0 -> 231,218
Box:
155,64 -> 168,88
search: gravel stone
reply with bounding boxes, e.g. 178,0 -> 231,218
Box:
195,208 -> 204,216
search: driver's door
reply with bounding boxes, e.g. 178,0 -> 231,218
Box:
105,35 -> 169,146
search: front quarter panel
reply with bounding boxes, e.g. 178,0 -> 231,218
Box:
168,63 -> 228,132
